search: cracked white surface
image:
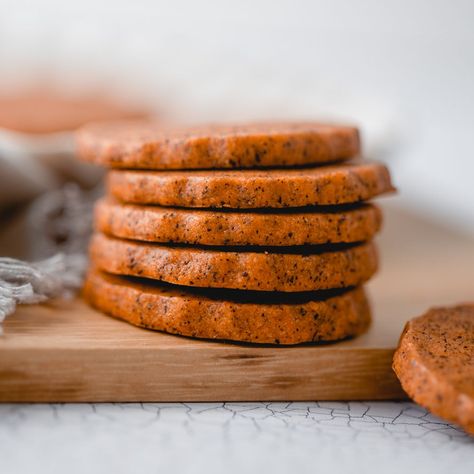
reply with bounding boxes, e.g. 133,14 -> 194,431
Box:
1,402 -> 473,474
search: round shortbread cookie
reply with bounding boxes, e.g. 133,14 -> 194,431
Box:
393,304 -> 474,435
77,121 -> 360,169
95,198 -> 382,246
83,269 -> 371,345
90,233 -> 378,292
107,161 -> 394,208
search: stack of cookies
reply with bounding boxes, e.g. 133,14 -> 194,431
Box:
77,122 -> 394,345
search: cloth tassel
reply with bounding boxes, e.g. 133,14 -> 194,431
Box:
0,253 -> 87,323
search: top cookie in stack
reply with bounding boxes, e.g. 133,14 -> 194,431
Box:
78,121 -> 394,345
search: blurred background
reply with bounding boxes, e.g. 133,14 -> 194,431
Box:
0,0 -> 473,241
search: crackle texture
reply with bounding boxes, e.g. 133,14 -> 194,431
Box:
77,121 -> 360,169
393,304 -> 474,435
107,161 -> 394,208
1,401 -> 472,474
95,198 -> 382,246
83,269 -> 370,344
90,233 -> 378,292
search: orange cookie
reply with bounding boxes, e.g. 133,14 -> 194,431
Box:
393,304 -> 474,435
0,92 -> 148,134
107,161 -> 394,208
90,233 -> 378,292
95,198 -> 382,246
83,269 -> 371,345
77,121 -> 360,169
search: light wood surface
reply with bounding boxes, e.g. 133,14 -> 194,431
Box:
0,201 -> 473,402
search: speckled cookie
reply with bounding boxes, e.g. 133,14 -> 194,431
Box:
77,121 -> 360,169
95,198 -> 382,246
83,269 -> 371,344
393,304 -> 474,435
107,161 -> 394,208
90,233 -> 378,292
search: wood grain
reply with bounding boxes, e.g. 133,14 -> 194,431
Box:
0,201 -> 473,402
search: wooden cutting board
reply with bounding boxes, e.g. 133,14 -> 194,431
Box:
1,202 -> 473,402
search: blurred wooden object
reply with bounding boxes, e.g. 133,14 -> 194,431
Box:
0,91 -> 149,134
0,202 -> 473,402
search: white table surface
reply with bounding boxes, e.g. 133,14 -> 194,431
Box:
1,401 -> 473,474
